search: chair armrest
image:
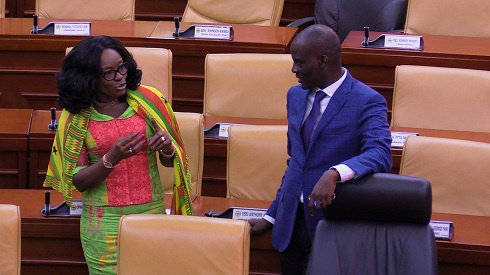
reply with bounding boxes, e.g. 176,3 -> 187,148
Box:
287,17 -> 315,28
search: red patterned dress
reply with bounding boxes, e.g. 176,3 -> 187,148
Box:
76,106 -> 165,274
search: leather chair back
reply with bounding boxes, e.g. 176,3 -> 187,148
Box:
0,204 -> 21,275
392,65 -> 490,132
36,0 -> 135,20
159,112 -> 204,196
126,47 -> 173,104
227,125 -> 288,200
307,173 -> 437,275
404,0 -> 490,37
204,53 -> 296,119
314,0 -> 408,42
182,0 -> 284,26
117,214 -> 250,275
0,0 -> 5,18
400,136 -> 490,216
66,47 -> 173,103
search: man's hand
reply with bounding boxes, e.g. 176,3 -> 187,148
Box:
308,168 -> 340,216
249,218 -> 273,235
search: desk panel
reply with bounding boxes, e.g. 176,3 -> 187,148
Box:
1,189 -> 489,275
0,18 -> 296,112
0,108 -> 31,189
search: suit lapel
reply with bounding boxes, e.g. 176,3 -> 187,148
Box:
290,86 -> 310,155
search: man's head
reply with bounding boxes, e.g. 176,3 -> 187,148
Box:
290,25 -> 342,90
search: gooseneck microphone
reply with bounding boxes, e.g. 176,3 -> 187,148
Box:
173,17 -> 180,37
44,191 -> 50,215
48,107 -> 58,131
362,26 -> 370,47
32,14 -> 39,34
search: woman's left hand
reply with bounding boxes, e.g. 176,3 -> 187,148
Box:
148,118 -> 174,155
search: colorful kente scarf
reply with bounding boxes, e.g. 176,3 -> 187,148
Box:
44,85 -> 194,215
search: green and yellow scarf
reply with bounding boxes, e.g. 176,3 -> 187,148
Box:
44,85 -> 193,215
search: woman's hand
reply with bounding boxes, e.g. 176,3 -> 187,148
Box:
148,118 -> 174,156
106,132 -> 146,165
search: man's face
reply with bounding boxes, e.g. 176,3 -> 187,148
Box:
290,41 -> 323,90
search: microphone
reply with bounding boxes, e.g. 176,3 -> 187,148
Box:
47,107 -> 58,131
362,26 -> 370,47
44,191 -> 51,215
173,16 -> 180,37
32,14 -> 39,34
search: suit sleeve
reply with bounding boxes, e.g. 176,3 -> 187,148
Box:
342,91 -> 392,179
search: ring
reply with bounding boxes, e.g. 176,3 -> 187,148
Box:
161,136 -> 165,142
332,193 -> 336,200
129,148 -> 133,154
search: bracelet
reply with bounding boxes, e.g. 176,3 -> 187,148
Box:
159,146 -> 176,158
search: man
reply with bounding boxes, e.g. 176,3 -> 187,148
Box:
249,24 -> 392,274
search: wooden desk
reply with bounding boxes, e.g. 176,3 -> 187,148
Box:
0,18 -> 296,112
341,31 -> 490,115
2,189 -> 489,275
0,108 -> 31,189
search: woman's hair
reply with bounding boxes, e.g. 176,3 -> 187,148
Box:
56,36 -> 142,114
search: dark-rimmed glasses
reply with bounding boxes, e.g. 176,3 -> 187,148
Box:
102,62 -> 129,81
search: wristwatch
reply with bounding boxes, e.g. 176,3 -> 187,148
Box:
102,154 -> 114,169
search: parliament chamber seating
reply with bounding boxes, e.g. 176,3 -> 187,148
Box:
158,112 -> 204,196
203,53 -> 296,120
0,204 -> 21,275
400,136 -> 490,217
404,0 -> 490,37
66,47 -> 173,103
391,65 -> 490,132
307,173 -> 437,275
36,0 -> 135,20
117,214 -> 250,275
182,0 -> 285,26
226,125 -> 288,200
289,0 -> 408,42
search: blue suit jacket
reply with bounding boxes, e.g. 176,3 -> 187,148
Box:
266,72 -> 392,252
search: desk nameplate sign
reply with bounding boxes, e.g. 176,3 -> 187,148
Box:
41,199 -> 82,217
32,21 -> 91,35
204,122 -> 248,138
205,207 -> 267,220
384,34 -> 423,50
194,25 -> 232,40
391,131 -> 419,148
430,220 -> 454,240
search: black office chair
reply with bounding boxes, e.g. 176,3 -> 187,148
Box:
306,173 -> 437,275
289,0 -> 408,42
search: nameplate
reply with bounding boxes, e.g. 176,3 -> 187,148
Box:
232,207 -> 267,220
54,22 -> 91,36
69,200 -> 83,216
194,25 -> 232,40
430,220 -> 454,240
391,131 -> 419,148
384,34 -> 422,50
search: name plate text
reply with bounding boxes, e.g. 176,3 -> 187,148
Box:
54,22 -> 91,36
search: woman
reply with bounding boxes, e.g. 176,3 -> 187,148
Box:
44,36 -> 193,274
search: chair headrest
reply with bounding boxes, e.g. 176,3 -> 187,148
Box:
324,173 -> 432,224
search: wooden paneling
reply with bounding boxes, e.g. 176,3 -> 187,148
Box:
0,108 -> 31,189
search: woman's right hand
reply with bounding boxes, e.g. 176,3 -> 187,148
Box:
105,132 -> 146,166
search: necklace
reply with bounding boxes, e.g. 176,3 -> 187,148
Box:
94,98 -> 118,107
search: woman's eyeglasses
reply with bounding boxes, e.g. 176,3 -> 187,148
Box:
102,62 -> 129,81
